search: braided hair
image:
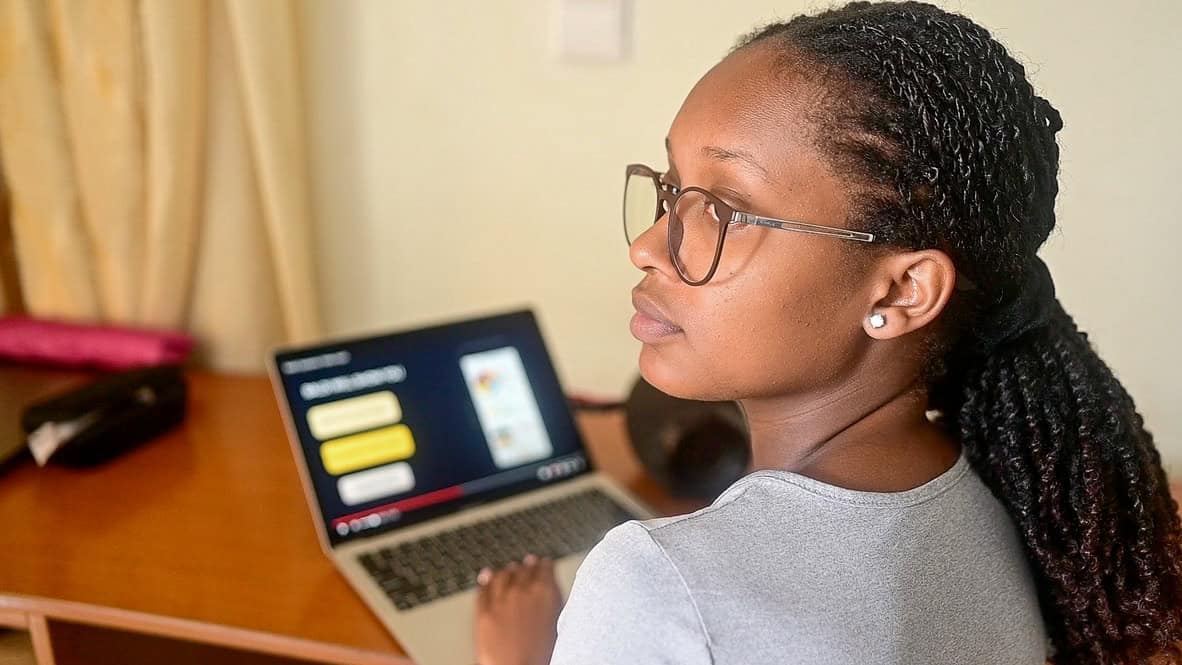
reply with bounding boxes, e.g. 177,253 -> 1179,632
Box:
737,3 -> 1182,663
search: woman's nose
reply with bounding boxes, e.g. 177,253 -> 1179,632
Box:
629,213 -> 673,274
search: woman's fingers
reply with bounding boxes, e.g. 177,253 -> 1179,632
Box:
476,566 -> 494,610
473,555 -> 565,665
477,554 -> 554,610
524,555 -> 555,582
477,563 -> 515,606
534,558 -> 559,591
495,562 -> 521,596
520,554 -> 540,581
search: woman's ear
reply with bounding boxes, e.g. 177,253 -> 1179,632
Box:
863,250 -> 956,341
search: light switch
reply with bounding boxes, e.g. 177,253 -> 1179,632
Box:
552,0 -> 631,62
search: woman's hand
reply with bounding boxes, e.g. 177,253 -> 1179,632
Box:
475,554 -> 564,665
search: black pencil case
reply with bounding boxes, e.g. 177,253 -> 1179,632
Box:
21,365 -> 188,467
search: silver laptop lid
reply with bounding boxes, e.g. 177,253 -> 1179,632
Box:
269,309 -> 593,549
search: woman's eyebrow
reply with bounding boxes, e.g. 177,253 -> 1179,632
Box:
663,137 -> 770,182
701,145 -> 771,182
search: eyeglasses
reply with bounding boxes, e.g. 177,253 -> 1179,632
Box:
623,163 -> 876,285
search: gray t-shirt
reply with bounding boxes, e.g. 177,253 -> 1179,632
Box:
552,449 -> 1048,664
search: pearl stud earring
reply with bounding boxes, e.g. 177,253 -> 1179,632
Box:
869,312 -> 887,329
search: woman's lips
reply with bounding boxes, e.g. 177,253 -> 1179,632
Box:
630,292 -> 683,343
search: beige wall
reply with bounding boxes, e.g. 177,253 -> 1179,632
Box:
301,0 -> 1182,469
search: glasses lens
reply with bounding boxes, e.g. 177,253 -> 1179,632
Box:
624,172 -> 659,245
670,190 -> 724,283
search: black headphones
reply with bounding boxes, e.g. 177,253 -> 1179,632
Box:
623,377 -> 750,501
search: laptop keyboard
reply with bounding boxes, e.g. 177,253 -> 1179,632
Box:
358,488 -> 638,611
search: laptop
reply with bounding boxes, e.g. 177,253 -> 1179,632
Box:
268,309 -> 652,665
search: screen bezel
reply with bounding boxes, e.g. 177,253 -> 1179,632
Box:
268,308 -> 596,549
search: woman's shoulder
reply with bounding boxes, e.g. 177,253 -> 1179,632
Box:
554,521 -> 714,663
599,455 -> 1019,577
574,477 -> 789,587
578,479 -> 760,567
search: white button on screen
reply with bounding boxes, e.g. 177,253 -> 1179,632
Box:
337,462 -> 416,506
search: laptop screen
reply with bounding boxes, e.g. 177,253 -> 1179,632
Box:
271,310 -> 592,546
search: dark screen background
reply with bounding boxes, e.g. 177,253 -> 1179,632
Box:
273,309 -> 590,546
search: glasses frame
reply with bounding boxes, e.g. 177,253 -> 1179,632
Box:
623,163 -> 876,285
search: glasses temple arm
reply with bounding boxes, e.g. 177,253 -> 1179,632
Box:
732,212 -> 876,243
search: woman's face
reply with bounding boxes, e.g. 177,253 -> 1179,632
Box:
630,46 -> 877,402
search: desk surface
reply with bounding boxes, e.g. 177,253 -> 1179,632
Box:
0,371 -> 699,664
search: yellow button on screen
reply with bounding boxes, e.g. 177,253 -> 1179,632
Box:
320,424 -> 415,476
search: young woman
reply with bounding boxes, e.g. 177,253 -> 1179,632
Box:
473,2 -> 1182,663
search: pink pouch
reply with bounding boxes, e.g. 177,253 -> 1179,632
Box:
0,317 -> 194,370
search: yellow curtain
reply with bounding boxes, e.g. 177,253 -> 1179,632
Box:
0,165 -> 12,314
0,0 -> 322,370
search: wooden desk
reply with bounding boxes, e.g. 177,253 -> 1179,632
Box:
0,372 -> 698,664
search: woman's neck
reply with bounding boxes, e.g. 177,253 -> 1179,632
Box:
740,377 -> 961,493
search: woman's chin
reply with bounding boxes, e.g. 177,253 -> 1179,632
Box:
638,344 -> 711,401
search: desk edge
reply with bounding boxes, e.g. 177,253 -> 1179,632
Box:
0,593 -> 412,665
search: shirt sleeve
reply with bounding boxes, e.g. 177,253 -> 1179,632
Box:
550,520 -> 713,665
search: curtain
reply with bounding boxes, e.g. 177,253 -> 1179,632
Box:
0,164 -> 15,314
0,0 -> 322,371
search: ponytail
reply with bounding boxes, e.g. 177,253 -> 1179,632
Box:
941,300 -> 1182,662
